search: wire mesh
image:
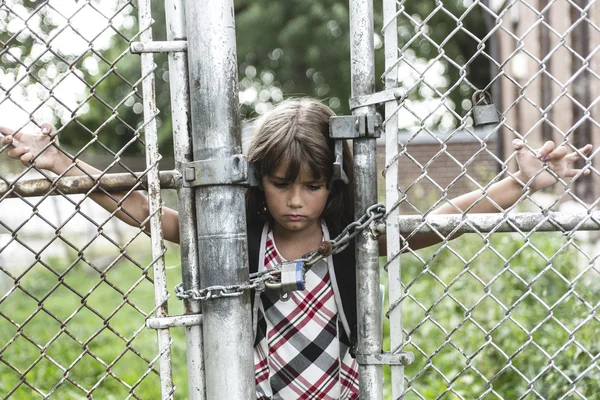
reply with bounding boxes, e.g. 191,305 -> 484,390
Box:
0,1 -> 177,398
381,0 -> 599,399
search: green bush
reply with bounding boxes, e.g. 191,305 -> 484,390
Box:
0,249 -> 189,399
383,232 -> 600,399
2,232 -> 598,398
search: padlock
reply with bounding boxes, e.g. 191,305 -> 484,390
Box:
279,260 -> 305,293
472,90 -> 500,127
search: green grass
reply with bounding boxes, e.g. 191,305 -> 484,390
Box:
0,247 -> 189,399
2,232 -> 599,399
382,232 -> 600,399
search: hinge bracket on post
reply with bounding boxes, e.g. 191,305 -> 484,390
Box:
356,351 -> 415,366
348,88 -> 407,110
183,154 -> 252,187
327,114 -> 381,185
329,114 -> 382,139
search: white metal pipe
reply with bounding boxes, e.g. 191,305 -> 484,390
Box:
183,1 -> 255,398
147,314 -> 203,329
130,40 -> 187,53
397,211 -> 600,235
138,1 -> 175,398
163,0 -> 206,399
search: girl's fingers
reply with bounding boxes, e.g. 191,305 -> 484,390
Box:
547,144 -> 569,161
8,146 -> 30,159
1,135 -> 13,146
0,127 -> 16,147
580,144 -> 593,155
20,152 -> 34,164
565,168 -> 592,178
565,144 -> 593,162
537,140 -> 555,160
0,126 -> 15,137
39,123 -> 54,136
512,139 -> 525,151
0,125 -> 23,141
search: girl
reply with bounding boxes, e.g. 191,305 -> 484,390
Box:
0,98 -> 593,399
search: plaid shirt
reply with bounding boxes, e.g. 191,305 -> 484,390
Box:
254,226 -> 359,399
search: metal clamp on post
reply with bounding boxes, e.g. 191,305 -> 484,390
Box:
328,114 -> 381,185
330,114 -> 382,139
182,154 -> 249,187
332,141 -> 349,185
246,161 -> 261,187
356,351 -> 415,366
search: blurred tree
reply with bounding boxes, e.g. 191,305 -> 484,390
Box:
234,0 -> 491,126
1,0 -> 490,155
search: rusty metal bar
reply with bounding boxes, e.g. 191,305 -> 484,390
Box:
0,171 -> 180,198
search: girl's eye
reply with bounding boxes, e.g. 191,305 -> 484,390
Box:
273,182 -> 289,189
307,185 -> 322,191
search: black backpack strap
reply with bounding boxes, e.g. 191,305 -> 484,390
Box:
247,221 -> 265,347
328,221 -> 358,355
247,222 -> 263,275
247,221 -> 263,309
332,243 -> 357,353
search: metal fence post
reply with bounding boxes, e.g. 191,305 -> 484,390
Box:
163,1 -> 205,399
138,1 -> 175,398
183,1 -> 255,398
349,0 -> 383,398
381,0 -> 405,398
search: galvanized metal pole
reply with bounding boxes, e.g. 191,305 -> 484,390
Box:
183,1 -> 255,398
349,0 -> 383,398
382,1 -> 405,398
138,1 -> 175,398
163,1 -> 205,399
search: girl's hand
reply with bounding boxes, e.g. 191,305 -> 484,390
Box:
514,139 -> 593,192
0,124 -> 69,173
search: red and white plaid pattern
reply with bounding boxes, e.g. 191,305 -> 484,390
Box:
254,227 -> 359,399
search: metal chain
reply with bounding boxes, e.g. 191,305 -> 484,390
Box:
304,203 -> 386,267
175,203 -> 386,301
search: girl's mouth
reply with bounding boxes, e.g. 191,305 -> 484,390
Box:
285,215 -> 305,221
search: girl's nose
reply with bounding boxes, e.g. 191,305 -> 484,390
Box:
287,186 -> 303,208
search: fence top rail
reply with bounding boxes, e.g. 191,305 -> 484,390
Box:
395,211 -> 600,235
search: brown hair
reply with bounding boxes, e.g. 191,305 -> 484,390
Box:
246,98 -> 354,231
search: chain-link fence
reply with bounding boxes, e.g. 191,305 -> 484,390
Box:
380,0 -> 599,398
0,0 -> 180,398
2,0 -> 599,399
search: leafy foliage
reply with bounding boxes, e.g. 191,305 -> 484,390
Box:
2,0 -> 491,156
0,249 -> 188,399
383,232 -> 600,398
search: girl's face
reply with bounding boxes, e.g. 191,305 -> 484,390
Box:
262,162 -> 330,237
